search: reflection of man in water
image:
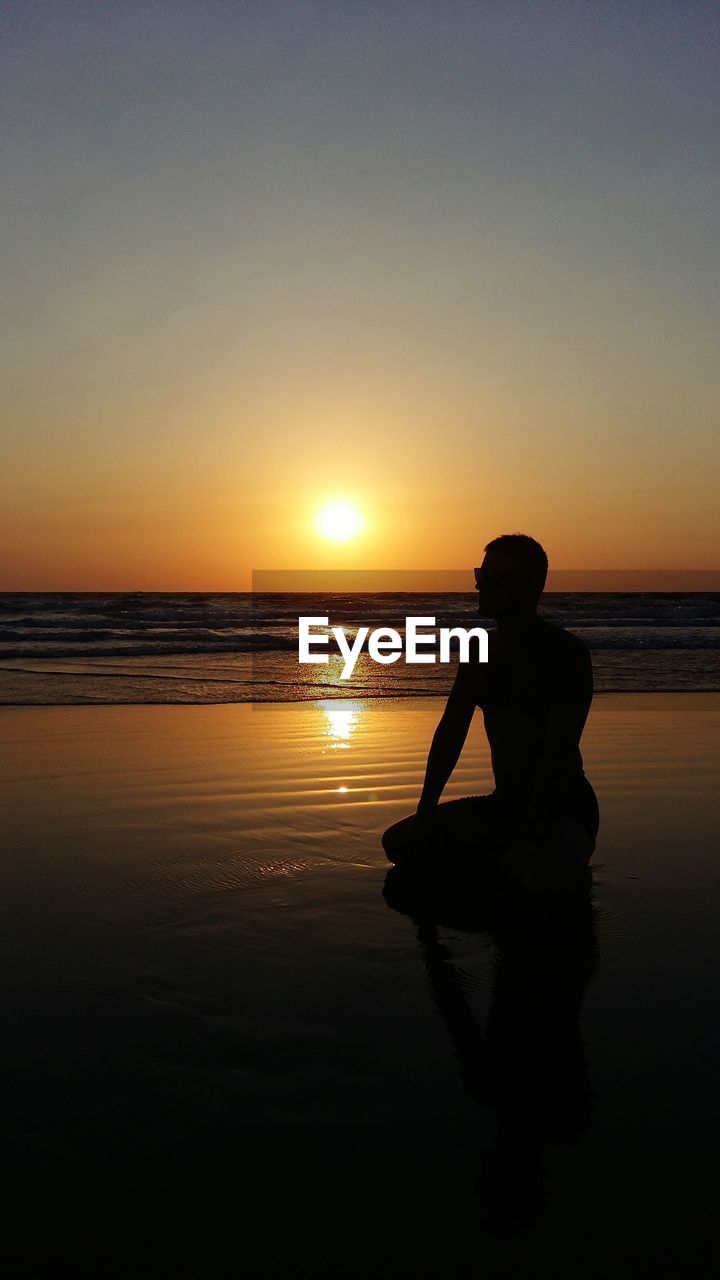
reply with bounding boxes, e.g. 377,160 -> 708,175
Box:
382,871 -> 599,1235
382,534 -> 600,897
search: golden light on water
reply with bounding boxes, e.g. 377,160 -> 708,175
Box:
319,700 -> 363,747
315,499 -> 364,542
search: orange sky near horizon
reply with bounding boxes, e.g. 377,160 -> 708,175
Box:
4,413 -> 718,591
3,428 -> 719,591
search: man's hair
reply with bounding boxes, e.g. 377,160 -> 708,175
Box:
484,533 -> 548,593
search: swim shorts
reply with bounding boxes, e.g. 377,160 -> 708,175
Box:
474,774 -> 599,844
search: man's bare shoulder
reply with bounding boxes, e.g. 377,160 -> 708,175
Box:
533,619 -> 593,700
535,614 -> 586,650
535,617 -> 591,661
450,633 -> 488,700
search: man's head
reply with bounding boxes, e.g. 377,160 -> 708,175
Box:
475,533 -> 548,620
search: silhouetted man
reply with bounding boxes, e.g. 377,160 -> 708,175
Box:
382,534 -> 599,898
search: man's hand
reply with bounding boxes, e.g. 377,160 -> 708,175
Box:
415,799 -> 438,839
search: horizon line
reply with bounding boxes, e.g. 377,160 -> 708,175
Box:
5,568 -> 720,592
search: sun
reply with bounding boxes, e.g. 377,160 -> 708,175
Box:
315,499 -> 365,543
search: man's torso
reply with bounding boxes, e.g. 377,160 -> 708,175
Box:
463,617 -> 591,805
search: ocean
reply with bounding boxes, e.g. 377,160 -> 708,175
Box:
1,590 -> 719,703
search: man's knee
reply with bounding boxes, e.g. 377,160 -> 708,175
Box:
382,812 -> 420,863
381,821 -> 400,860
382,800 -> 502,869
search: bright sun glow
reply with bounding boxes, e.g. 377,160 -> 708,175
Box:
315,499 -> 364,542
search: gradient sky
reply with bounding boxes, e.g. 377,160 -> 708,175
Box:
2,0 -> 719,589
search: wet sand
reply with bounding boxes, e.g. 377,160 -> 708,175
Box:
1,695 -> 719,1276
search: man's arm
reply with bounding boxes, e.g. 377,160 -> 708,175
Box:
417,664 -> 476,816
516,639 -> 593,839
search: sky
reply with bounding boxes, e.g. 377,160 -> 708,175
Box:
2,0 -> 719,589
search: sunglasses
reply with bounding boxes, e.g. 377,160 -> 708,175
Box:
473,567 -> 525,587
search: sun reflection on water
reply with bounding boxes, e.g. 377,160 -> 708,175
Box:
318,699 -> 364,749
316,700 -> 378,803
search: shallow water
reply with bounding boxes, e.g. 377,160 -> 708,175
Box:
1,696 -> 719,1275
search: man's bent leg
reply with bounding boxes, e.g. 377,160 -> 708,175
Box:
382,796 -> 506,870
